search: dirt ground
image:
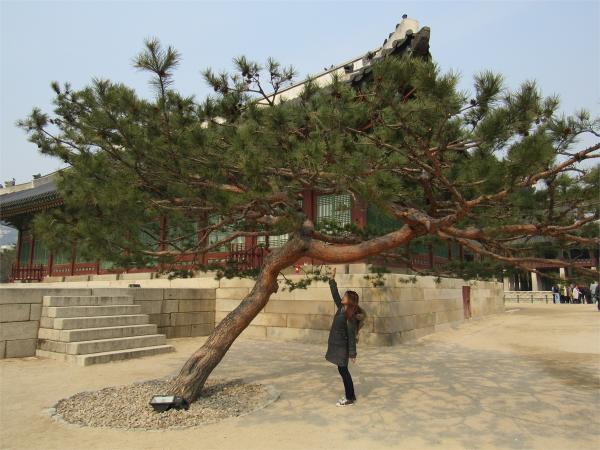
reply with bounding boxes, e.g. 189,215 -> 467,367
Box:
1,303 -> 599,450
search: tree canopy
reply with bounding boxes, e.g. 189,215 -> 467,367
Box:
18,38 -> 600,284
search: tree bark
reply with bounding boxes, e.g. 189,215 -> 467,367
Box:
169,222 -> 418,403
168,224 -> 312,402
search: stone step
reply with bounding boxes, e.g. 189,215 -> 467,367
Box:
43,304 -> 141,318
38,324 -> 158,342
38,334 -> 167,355
36,345 -> 175,366
43,314 -> 150,330
43,295 -> 134,307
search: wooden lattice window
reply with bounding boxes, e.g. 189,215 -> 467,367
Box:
32,239 -> 49,265
257,233 -> 289,248
207,215 -> 245,252
316,193 -> 352,227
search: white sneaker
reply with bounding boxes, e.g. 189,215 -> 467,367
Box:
336,398 -> 355,407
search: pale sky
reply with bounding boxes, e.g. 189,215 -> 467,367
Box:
1,0 -> 599,184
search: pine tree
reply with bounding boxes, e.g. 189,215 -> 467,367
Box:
18,38 -> 599,402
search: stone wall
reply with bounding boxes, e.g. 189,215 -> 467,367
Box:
89,288 -> 216,338
0,288 -> 90,358
216,274 -> 504,347
0,287 -> 216,358
0,274 -> 504,358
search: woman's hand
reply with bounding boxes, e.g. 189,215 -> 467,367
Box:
350,357 -> 356,364
331,267 -> 336,279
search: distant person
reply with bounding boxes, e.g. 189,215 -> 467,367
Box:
566,284 -> 573,304
580,285 -> 592,304
572,285 -> 580,304
596,284 -> 600,311
552,285 -> 561,304
327,267 -> 366,406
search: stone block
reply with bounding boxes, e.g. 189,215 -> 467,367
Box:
215,299 -> 242,312
191,323 -> 214,336
374,315 -> 415,333
166,326 -> 192,338
240,325 -> 266,339
0,304 -> 30,322
30,304 -> 42,321
266,326 -> 329,344
178,299 -> 215,312
333,274 -> 377,288
0,288 -> 85,304
164,288 -> 215,300
120,272 -> 152,280
219,278 -> 257,288
171,312 -> 214,326
347,263 -> 371,274
215,287 -> 249,299
415,313 -> 435,329
293,287 -> 340,301
171,277 -> 220,288
0,321 -> 39,341
63,275 -> 90,282
162,300 -> 179,313
6,338 -> 37,357
264,300 -> 336,315
360,332 -> 393,346
269,288 -> 297,301
148,313 -> 171,327
244,312 -> 286,328
413,326 -> 435,340
137,301 -> 162,314
423,288 -> 461,301
360,301 -> 430,317
90,274 -> 118,281
42,276 -> 64,283
361,287 -> 424,302
286,314 -> 332,330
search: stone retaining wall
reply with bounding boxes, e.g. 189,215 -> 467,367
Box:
217,274 -> 504,347
0,287 -> 216,358
1,274 -> 504,358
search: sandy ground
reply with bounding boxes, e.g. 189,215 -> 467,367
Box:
1,303 -> 599,450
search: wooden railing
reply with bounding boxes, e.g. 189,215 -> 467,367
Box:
228,244 -> 269,271
9,264 -> 45,282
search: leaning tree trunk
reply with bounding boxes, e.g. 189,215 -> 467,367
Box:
168,227 -> 311,403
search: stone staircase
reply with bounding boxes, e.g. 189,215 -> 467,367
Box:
36,295 -> 174,365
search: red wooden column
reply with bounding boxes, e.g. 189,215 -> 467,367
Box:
28,232 -> 35,268
351,198 -> 367,229
159,215 -> 167,271
70,243 -> 76,275
47,250 -> 54,277
15,228 -> 22,268
301,189 -> 316,222
428,243 -> 434,269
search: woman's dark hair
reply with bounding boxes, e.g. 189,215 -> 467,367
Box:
344,290 -> 367,342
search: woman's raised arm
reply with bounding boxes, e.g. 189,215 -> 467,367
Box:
328,268 -> 342,308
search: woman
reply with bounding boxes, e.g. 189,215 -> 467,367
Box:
326,267 -> 366,406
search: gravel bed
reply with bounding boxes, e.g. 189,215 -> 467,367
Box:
52,377 -> 276,430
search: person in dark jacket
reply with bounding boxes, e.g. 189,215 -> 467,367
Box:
326,267 -> 366,406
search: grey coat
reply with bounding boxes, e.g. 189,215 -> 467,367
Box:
325,279 -> 358,367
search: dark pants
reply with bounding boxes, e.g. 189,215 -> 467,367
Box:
337,365 -> 356,400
